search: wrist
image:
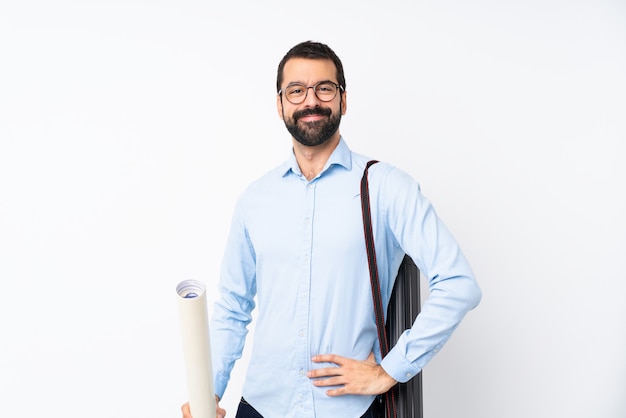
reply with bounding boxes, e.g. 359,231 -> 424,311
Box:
378,366 -> 398,392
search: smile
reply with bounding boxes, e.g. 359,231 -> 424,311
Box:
298,114 -> 327,122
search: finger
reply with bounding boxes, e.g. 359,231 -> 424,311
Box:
312,375 -> 346,387
325,386 -> 348,397
311,354 -> 346,364
181,402 -> 193,418
216,397 -> 226,418
307,366 -> 342,378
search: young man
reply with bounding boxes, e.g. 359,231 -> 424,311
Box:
182,41 -> 481,418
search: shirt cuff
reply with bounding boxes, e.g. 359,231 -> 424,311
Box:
380,347 -> 422,383
214,374 -> 227,400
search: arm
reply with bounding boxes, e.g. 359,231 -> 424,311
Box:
309,164 -> 481,392
174,200 -> 254,408
180,201 -> 256,416
378,165 -> 482,382
210,201 -> 257,398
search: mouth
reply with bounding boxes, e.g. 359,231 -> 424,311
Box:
294,107 -> 331,124
298,113 -> 327,123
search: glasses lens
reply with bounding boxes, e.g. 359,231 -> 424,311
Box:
285,84 -> 307,104
314,82 -> 338,102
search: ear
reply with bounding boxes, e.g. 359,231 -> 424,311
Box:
340,90 -> 347,115
277,94 -> 284,120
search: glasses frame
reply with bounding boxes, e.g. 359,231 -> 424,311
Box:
279,81 -> 344,105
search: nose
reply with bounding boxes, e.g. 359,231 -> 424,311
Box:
302,86 -> 321,106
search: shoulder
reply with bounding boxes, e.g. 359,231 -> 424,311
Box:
362,158 -> 420,193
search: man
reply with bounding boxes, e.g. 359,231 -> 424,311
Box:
182,40 -> 481,418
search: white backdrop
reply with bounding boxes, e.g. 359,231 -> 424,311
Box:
1,1 -> 625,417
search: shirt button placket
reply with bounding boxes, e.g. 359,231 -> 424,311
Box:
297,181 -> 315,415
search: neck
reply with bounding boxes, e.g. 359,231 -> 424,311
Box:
293,134 -> 340,181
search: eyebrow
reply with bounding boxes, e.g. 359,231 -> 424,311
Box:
285,79 -> 336,87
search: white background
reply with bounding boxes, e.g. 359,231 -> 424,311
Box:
1,1 -> 625,417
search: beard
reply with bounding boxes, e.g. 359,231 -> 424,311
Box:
283,105 -> 341,147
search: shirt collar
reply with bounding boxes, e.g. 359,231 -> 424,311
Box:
281,136 -> 352,178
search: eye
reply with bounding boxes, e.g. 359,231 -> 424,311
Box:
287,85 -> 306,96
317,83 -> 336,93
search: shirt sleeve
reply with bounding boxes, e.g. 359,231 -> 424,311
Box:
209,198 -> 257,398
376,166 -> 482,383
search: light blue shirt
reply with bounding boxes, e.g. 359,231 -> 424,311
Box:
210,138 -> 481,418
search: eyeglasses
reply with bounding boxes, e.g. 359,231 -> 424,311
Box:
279,81 -> 343,105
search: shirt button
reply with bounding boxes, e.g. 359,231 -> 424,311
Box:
305,218 -> 311,224
406,372 -> 412,378
300,369 -> 305,375
304,255 -> 309,263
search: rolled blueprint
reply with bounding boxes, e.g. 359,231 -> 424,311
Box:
177,279 -> 216,418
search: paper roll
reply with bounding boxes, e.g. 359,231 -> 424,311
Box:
177,280 -> 216,418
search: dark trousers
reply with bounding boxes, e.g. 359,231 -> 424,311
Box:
235,397 -> 377,418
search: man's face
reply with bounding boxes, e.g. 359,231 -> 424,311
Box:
277,58 -> 347,147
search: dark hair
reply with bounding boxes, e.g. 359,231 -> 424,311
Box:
276,41 -> 346,93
